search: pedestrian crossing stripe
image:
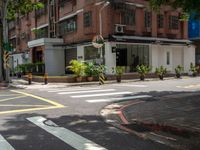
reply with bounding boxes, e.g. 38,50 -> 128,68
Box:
27,116 -> 107,150
71,91 -> 132,98
176,84 -> 200,89
58,89 -> 116,95
47,87 -> 102,93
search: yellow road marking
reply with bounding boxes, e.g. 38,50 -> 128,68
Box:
0,95 -> 27,102
0,106 -> 62,115
0,90 -> 65,115
11,90 -> 65,108
0,104 -> 52,107
0,94 -> 21,97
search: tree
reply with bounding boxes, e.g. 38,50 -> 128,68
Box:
150,0 -> 200,19
0,0 -> 43,81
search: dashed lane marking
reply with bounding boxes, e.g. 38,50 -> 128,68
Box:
0,134 -> 15,150
27,116 -> 107,150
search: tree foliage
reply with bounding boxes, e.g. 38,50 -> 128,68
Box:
7,0 -> 44,20
150,0 -> 200,19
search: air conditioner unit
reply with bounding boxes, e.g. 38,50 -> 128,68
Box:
115,24 -> 126,33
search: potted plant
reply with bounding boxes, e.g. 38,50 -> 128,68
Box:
67,60 -> 86,82
155,66 -> 167,80
175,65 -> 184,78
112,66 -> 125,83
190,63 -> 199,77
136,65 -> 151,81
85,62 -> 96,82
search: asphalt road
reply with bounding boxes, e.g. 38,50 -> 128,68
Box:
0,77 -> 200,150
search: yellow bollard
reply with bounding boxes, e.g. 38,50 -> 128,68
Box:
28,73 -> 32,85
44,73 -> 48,85
99,73 -> 105,85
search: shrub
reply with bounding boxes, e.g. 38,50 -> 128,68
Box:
190,63 -> 199,77
136,65 -> 151,80
155,66 -> 167,80
67,60 -> 86,77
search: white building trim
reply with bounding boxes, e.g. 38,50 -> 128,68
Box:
31,23 -> 49,31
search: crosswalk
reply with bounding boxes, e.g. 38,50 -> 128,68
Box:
40,87 -> 152,103
0,116 -> 107,150
176,84 -> 200,89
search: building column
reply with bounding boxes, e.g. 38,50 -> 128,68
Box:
104,42 -> 116,74
183,45 -> 195,73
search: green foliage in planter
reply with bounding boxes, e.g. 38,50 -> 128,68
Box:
112,66 -> 125,76
136,65 -> 151,77
175,65 -> 184,75
155,66 -> 167,78
67,60 -> 86,77
84,62 -> 97,77
190,63 -> 199,76
96,65 -> 107,76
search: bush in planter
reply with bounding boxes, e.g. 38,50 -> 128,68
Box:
136,65 -> 151,81
175,65 -> 184,78
190,63 -> 199,77
67,60 -> 86,82
85,62 -> 96,81
112,66 -> 125,83
155,66 -> 167,80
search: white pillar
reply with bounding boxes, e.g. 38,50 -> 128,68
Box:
183,45 -> 195,73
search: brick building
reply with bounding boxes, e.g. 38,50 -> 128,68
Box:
9,0 -> 195,75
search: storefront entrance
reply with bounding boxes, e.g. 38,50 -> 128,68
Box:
116,44 -> 150,72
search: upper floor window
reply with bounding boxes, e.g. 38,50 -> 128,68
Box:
145,11 -> 152,28
169,16 -> 179,30
35,1 -> 47,18
157,14 -> 164,28
123,9 -> 135,26
84,11 -> 92,27
59,17 -> 77,35
35,27 -> 48,39
59,0 -> 76,7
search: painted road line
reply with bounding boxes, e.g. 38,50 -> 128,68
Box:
0,95 -> 27,102
58,89 -> 116,95
0,94 -> 21,97
48,87 -> 101,93
0,104 -> 52,107
115,84 -> 148,88
86,95 -> 152,103
0,134 -> 15,150
27,116 -> 107,150
71,92 -> 132,98
11,90 -> 64,108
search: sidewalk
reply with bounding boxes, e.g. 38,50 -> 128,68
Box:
9,76 -> 190,89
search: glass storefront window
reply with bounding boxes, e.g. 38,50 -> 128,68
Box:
116,44 -> 150,72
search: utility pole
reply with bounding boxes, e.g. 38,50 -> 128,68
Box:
0,0 -> 4,81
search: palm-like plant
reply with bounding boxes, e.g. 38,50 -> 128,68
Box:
155,66 -> 167,80
190,63 -> 199,77
136,65 -> 151,80
112,66 -> 125,82
175,65 -> 184,78
67,60 -> 86,81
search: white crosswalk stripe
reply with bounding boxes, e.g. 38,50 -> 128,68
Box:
58,89 -> 116,95
27,116 -> 107,150
115,84 -> 148,87
0,134 -> 15,150
86,95 -> 152,103
71,92 -> 132,98
48,87 -> 101,93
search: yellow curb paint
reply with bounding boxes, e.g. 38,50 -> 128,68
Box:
0,106 -> 64,115
0,95 -> 27,102
11,90 -> 65,108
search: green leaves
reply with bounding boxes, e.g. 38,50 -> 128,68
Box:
7,0 -> 44,20
150,0 -> 200,20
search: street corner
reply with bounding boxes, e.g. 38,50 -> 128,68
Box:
0,90 -> 65,115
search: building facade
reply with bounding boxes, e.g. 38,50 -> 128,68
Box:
9,0 -> 195,75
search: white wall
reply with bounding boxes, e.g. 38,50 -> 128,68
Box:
104,42 -> 116,74
12,53 -> 23,69
77,45 -> 84,61
183,45 -> 196,73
